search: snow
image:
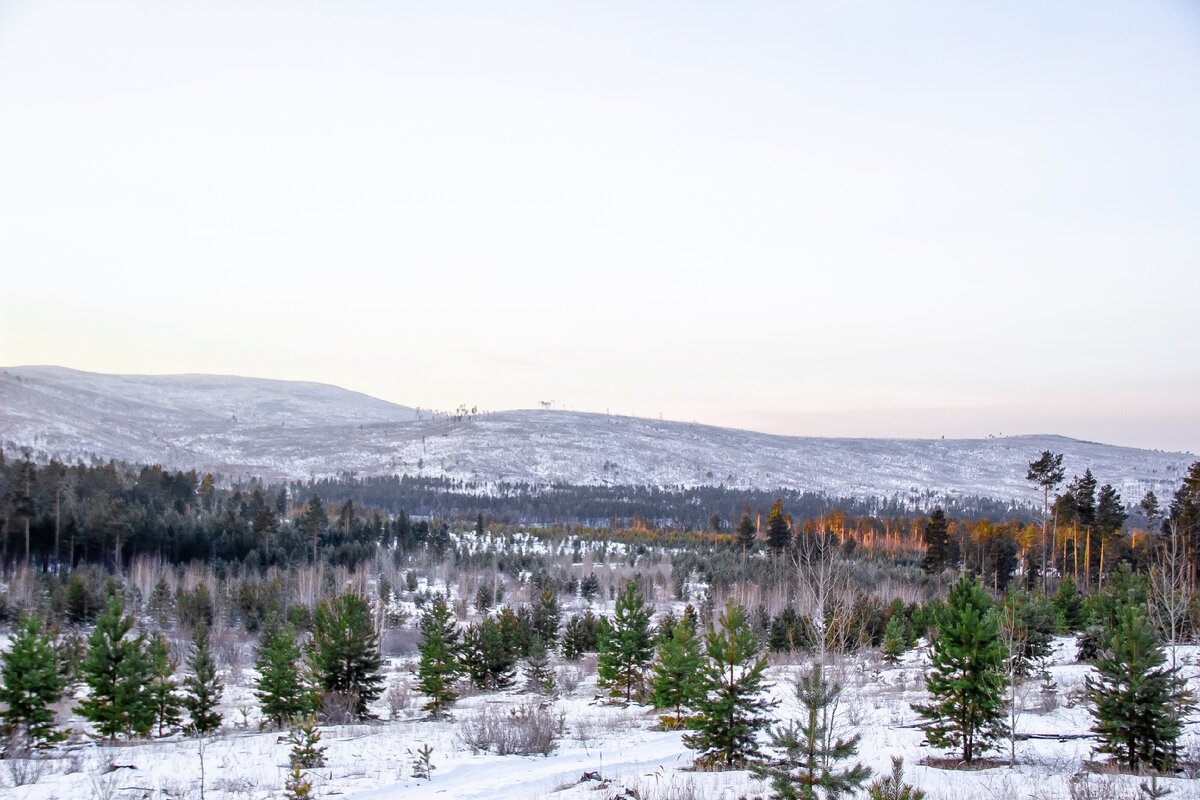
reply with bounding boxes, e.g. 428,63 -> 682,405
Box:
6,637 -> 1200,799
2,367 -> 1194,503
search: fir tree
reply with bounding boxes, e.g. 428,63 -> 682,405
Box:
0,617 -> 67,748
147,633 -> 183,737
579,573 -> 600,602
182,624 -> 223,735
1086,605 -> 1192,772
914,575 -> 1008,763
77,596 -> 155,739
309,593 -> 383,720
255,618 -> 311,729
597,580 -> 654,703
684,602 -> 778,770
755,664 -> 871,800
649,619 -> 705,729
417,594 -> 461,717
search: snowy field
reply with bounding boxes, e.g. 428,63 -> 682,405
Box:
4,636 -> 1199,800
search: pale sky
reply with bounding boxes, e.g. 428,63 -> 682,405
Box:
2,1 -> 1198,453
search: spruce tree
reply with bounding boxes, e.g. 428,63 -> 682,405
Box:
147,633 -> 183,737
649,619 -> 705,729
309,593 -> 384,720
77,596 -> 155,739
684,602 -> 777,770
561,611 -> 600,660
417,594 -> 461,717
597,580 -> 654,703
255,618 -> 310,729
921,509 -> 956,574
914,575 -> 1007,763
736,508 -> 757,553
755,664 -> 871,800
1086,605 -> 1192,772
182,624 -> 223,735
0,617 -> 67,748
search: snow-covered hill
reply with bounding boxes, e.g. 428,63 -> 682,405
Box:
1,366 -> 1193,503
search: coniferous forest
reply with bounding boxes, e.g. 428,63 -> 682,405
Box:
0,447 -> 1198,799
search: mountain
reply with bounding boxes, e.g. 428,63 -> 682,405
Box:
1,366 -> 1193,504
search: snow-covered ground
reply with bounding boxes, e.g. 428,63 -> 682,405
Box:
6,637 -> 1199,800
2,366 -> 1193,502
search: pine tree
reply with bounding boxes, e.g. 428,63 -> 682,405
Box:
288,715 -> 327,768
77,596 -> 155,739
255,618 -> 311,729
867,757 -> 926,800
416,594 -> 461,717
579,573 -> 600,602
649,619 -> 705,729
147,633 -> 183,737
0,617 -> 67,748
597,580 -> 654,703
684,602 -> 778,770
914,575 -> 1008,763
309,593 -> 383,720
1086,605 -> 1192,772
523,638 -> 556,696
882,616 -> 907,665
766,500 -> 791,555
462,617 -> 517,691
755,664 -> 871,800
1027,450 -> 1065,593
561,611 -> 600,660
736,508 -> 757,553
921,509 -> 956,574
531,586 -> 561,650
181,624 -> 223,735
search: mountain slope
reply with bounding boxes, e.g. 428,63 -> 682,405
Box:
1,366 -> 1193,503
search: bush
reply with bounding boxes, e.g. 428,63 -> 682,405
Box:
458,702 -> 559,756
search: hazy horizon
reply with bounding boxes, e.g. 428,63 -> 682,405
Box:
2,2 -> 1198,454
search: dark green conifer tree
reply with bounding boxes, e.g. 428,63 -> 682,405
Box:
683,602 -> 777,769
913,575 -> 1007,763
0,617 -> 67,748
182,624 -> 223,735
882,616 -> 907,665
1086,605 -> 1192,772
531,586 -> 561,650
147,633 -> 183,737
523,638 -> 556,695
416,595 -> 461,717
766,500 -> 791,555
561,611 -> 600,660
755,664 -> 871,800
650,619 -> 705,729
77,596 -> 155,739
736,508 -> 757,553
597,581 -> 654,703
309,593 -> 383,720
255,617 -> 311,729
921,509 -> 956,574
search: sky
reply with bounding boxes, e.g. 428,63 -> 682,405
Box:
1,1 -> 1198,453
